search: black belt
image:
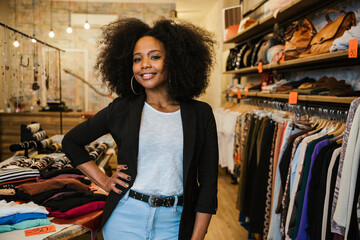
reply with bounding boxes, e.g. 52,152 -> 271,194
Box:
129,190 -> 184,207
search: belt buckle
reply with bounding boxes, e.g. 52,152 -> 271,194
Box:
148,194 -> 162,207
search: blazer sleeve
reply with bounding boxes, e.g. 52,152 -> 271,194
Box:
195,104 -> 219,214
62,102 -> 112,166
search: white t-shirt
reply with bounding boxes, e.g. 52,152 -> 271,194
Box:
131,102 -> 184,196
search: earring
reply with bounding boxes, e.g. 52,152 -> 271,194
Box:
131,75 -> 139,95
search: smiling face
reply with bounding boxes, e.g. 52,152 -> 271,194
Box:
132,36 -> 167,93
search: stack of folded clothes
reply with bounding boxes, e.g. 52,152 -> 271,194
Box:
0,200 -> 50,233
276,77 -> 316,92
16,178 -> 107,219
275,76 -> 355,96
261,79 -> 289,93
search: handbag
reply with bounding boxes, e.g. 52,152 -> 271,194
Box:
250,38 -> 266,66
226,47 -> 238,71
235,44 -> 250,69
284,18 -> 316,60
300,9 -> 356,57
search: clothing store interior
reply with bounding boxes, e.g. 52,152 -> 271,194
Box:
0,0 -> 360,239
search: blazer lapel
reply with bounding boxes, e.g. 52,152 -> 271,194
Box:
180,101 -> 196,186
129,94 -> 146,172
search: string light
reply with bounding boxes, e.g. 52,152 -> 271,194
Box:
49,0 -> 54,38
66,0 -> 72,34
31,35 -> 37,43
14,0 -> 19,47
49,30 -> 55,38
84,0 -> 90,30
13,37 -> 19,47
32,0 -> 36,43
84,21 -> 90,30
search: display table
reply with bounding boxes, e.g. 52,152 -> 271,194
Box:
0,134 -> 116,240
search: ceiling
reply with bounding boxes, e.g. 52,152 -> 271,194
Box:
55,0 -> 221,22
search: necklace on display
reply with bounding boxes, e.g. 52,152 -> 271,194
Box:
1,27 -> 10,112
32,40 -> 40,91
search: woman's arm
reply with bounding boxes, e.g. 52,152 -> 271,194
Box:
77,161 -> 131,193
191,212 -> 212,240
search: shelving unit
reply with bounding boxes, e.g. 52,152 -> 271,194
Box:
224,50 -> 357,75
223,0 -> 359,106
224,0 -> 335,44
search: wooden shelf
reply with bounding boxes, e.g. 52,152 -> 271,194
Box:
224,0 -> 334,44
223,50 -> 359,75
233,91 -> 356,104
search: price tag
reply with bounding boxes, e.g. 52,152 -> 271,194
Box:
288,92 -> 298,105
237,89 -> 241,99
25,225 -> 56,237
258,62 -> 263,73
349,39 -> 358,58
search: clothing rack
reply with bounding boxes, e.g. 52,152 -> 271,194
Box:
239,97 -> 349,122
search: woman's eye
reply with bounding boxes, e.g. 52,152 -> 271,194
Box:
133,58 -> 141,63
151,55 -> 161,60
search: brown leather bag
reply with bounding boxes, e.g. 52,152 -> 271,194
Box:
300,9 -> 356,57
284,18 -> 316,60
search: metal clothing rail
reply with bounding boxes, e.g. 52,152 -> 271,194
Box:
0,21 -> 65,52
240,97 -> 350,122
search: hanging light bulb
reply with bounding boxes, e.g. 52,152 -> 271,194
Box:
49,29 -> 55,38
13,39 -> 19,48
13,32 -> 19,47
66,26 -> 73,33
84,0 -> 90,30
49,0 -> 55,38
32,0 -> 37,43
66,0 -> 72,34
84,20 -> 90,30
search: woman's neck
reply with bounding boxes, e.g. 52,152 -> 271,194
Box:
145,90 -> 180,113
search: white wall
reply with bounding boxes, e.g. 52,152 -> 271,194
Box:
199,0 -> 224,108
175,0 -> 225,109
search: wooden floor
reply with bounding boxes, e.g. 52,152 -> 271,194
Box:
205,168 -> 248,240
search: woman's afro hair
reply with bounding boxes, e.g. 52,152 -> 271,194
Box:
95,17 -> 216,102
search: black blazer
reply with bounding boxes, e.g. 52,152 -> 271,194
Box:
62,93 -> 219,239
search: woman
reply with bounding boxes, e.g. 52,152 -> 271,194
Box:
62,17 -> 218,240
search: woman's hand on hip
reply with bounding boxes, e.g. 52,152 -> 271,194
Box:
104,164 -> 131,194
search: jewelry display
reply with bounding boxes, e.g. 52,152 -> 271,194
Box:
0,22 -> 64,114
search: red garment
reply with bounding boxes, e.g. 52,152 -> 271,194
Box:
47,201 -> 105,219
334,233 -> 344,240
51,209 -> 103,240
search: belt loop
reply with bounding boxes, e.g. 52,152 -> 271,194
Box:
173,195 -> 178,212
123,189 -> 130,201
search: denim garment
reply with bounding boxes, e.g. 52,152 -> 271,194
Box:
103,191 -> 183,240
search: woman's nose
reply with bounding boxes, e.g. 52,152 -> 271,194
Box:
141,58 -> 151,69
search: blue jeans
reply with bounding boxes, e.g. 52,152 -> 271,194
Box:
102,191 -> 183,240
